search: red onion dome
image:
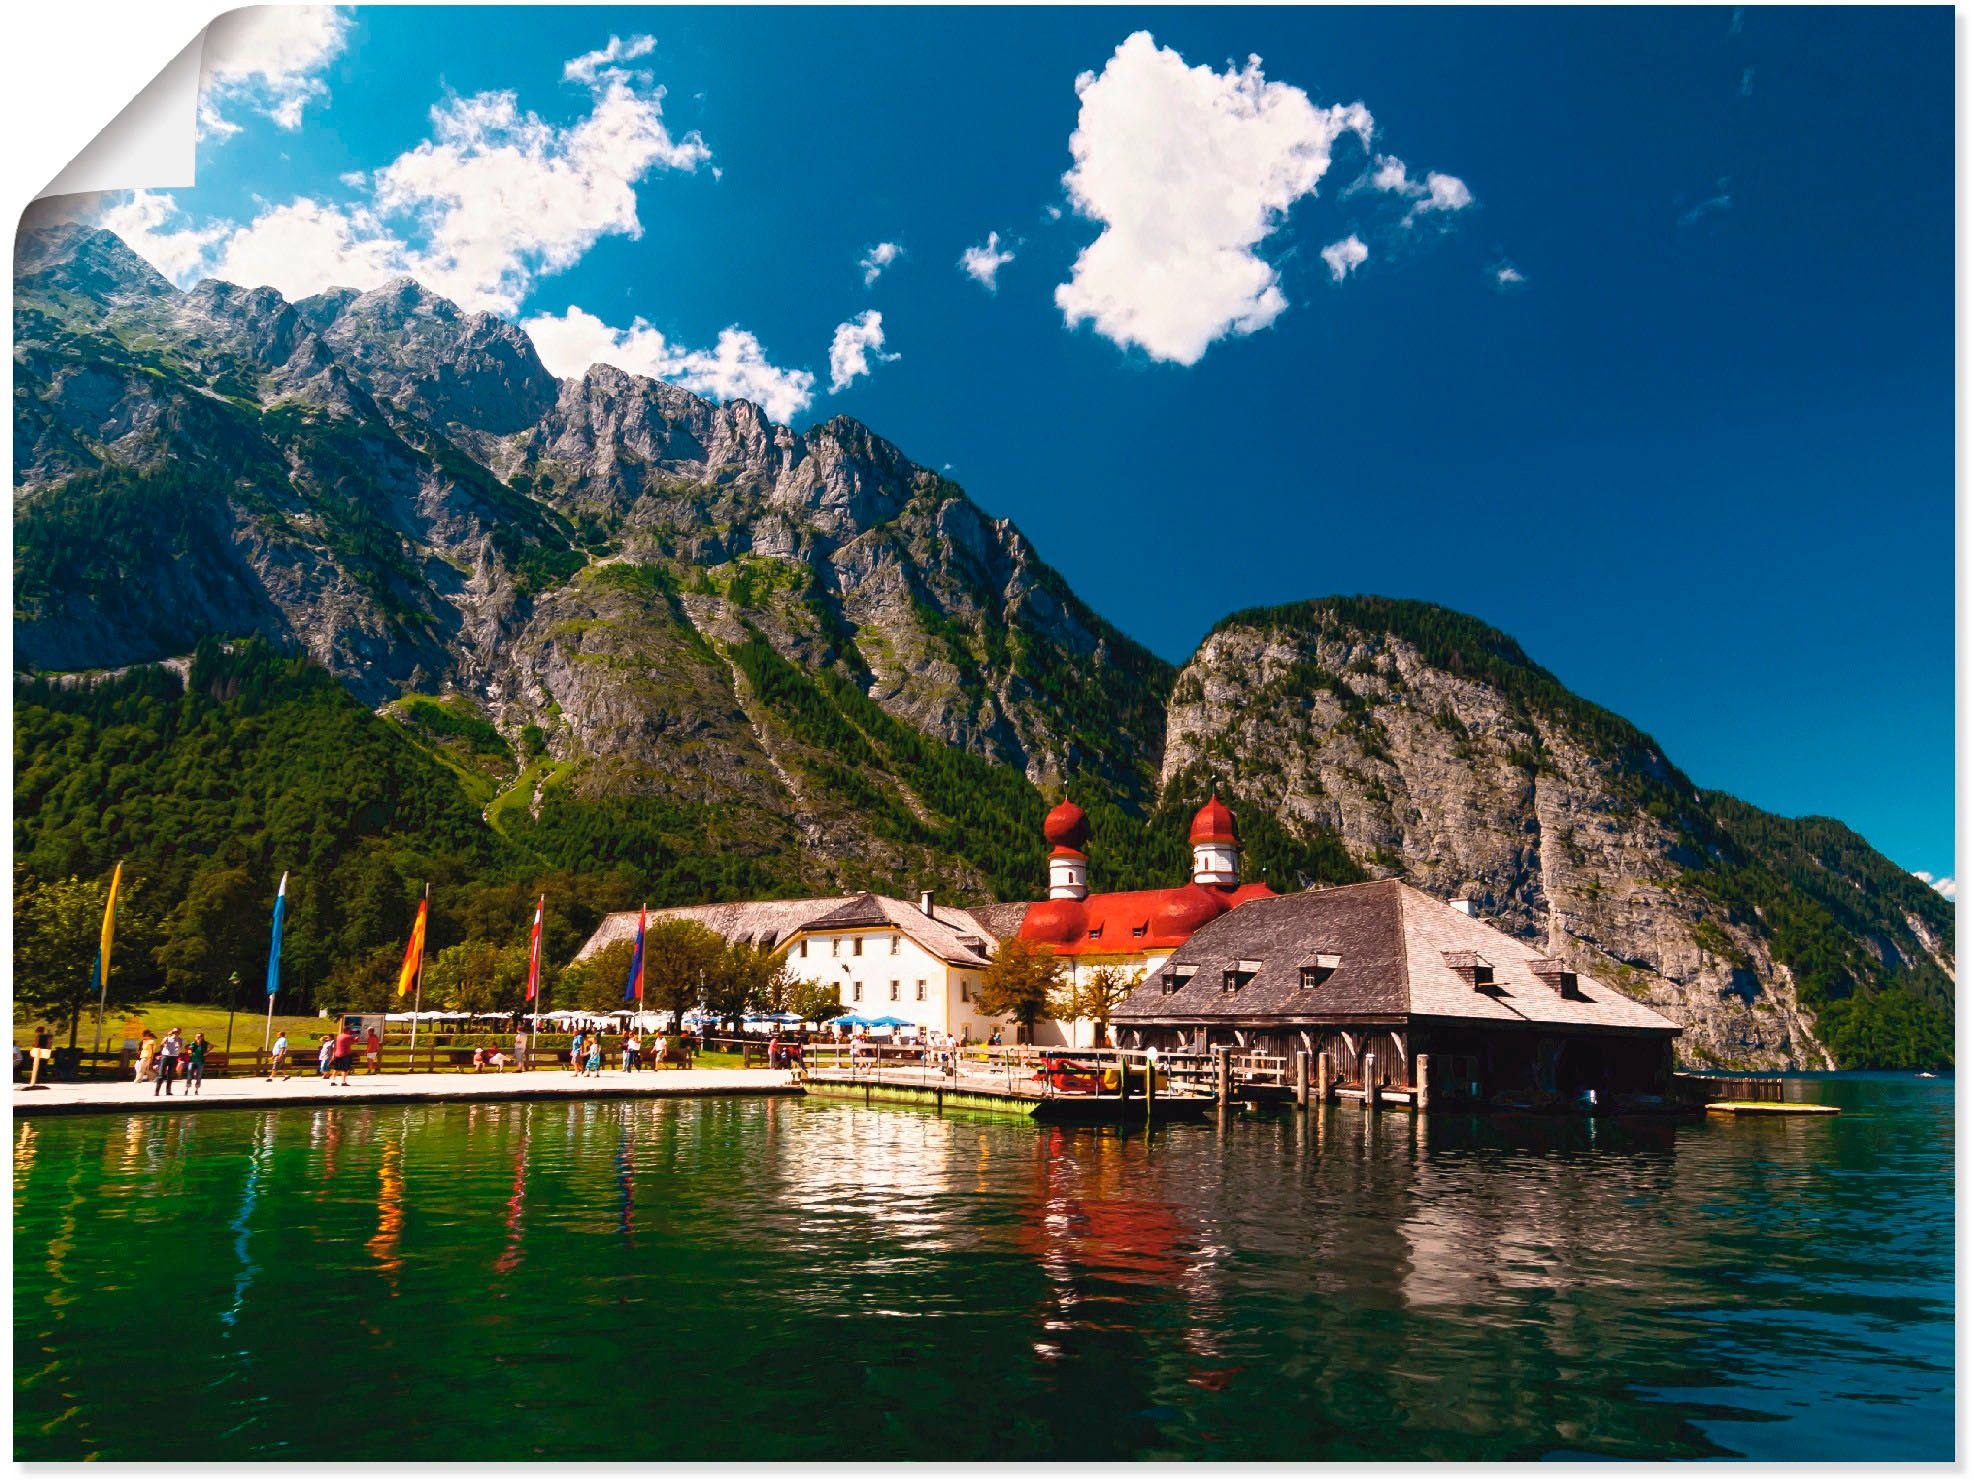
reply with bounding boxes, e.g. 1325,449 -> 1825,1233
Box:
1189,794 -> 1238,846
1152,884 -> 1231,936
1043,799 -> 1091,851
1020,898 -> 1087,945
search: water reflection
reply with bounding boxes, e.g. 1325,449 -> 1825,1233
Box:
220,1118 -> 273,1333
11,1078 -> 1954,1463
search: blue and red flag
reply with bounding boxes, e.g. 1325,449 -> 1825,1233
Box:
623,904 -> 648,1003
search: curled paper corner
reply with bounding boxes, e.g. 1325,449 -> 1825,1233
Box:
35,27 -> 206,202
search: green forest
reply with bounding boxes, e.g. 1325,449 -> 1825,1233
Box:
13,631 -> 1954,1068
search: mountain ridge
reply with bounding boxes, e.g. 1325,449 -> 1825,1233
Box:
12,223 -> 1953,1068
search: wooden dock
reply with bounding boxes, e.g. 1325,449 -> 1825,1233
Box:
801,1046 -> 1216,1122
1704,1100 -> 1840,1116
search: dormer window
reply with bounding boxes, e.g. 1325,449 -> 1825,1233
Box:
1131,921 -> 1148,938
1442,950 -> 1496,991
1529,959 -> 1582,999
1088,922 -> 1104,940
1222,960 -> 1261,993
1161,973 -> 1180,995
1299,952 -> 1341,989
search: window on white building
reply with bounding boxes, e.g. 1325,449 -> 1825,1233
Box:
890,934 -> 901,956
960,980 -> 970,1003
798,939 -> 808,958
852,982 -> 862,1002
915,980 -> 926,1001
853,937 -> 863,957
889,981 -> 900,1001
830,938 -> 840,958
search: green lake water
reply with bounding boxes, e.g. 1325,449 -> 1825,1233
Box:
13,1074 -> 1953,1461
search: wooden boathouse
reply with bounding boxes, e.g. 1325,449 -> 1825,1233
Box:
1109,879 -> 1683,1108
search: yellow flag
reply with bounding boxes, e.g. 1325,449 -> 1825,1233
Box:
99,861 -> 122,982
396,899 -> 428,996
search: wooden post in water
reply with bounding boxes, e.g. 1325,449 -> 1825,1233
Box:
1294,1050 -> 1311,1108
1364,1053 -> 1379,1110
1414,1052 -> 1431,1113
1214,1045 -> 1233,1107
1317,1050 -> 1332,1105
1144,1055 -> 1156,1123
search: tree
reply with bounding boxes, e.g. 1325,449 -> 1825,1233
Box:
425,939 -> 530,1014
640,919 -> 726,1029
706,940 -> 790,1031
555,940 -> 639,1013
153,867 -> 266,1004
1057,965 -> 1143,1046
976,936 -> 1064,1044
15,867 -> 144,1045
786,977 -> 847,1025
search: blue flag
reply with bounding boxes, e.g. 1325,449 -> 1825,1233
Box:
623,904 -> 647,1003
265,872 -> 288,997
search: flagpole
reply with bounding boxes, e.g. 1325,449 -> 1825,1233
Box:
409,883 -> 429,1056
264,871 -> 288,1053
90,861 -> 123,1056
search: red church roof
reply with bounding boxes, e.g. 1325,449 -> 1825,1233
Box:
1018,879 -> 1275,957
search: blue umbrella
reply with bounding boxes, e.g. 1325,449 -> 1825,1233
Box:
867,1015 -> 915,1029
834,1013 -> 878,1028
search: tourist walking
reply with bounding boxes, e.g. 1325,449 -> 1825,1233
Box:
331,1023 -> 357,1086
654,1032 -> 668,1070
153,1028 -> 183,1096
585,1035 -> 604,1076
134,1029 -> 158,1084
317,1035 -> 334,1077
569,1031 -> 585,1073
514,1030 -> 528,1072
366,1027 -> 382,1074
185,1033 -> 209,1095
624,1032 -> 641,1072
268,1031 -> 289,1080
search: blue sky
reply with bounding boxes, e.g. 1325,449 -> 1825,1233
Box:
85,5 -> 1954,887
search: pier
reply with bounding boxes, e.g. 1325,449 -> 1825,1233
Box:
802,1044 -> 1218,1122
11,1068 -> 801,1118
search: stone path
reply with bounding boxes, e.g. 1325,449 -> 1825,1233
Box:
11,1068 -> 802,1117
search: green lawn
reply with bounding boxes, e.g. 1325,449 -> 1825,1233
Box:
17,1003 -> 337,1050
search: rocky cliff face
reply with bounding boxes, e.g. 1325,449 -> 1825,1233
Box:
13,224 -> 1951,1068
1159,599 -> 1954,1070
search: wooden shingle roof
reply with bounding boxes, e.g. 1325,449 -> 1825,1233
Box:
1113,879 -> 1679,1035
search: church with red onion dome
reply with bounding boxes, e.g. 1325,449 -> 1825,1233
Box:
962,794 -> 1277,1042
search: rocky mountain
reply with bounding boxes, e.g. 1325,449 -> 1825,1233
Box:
12,223 -> 1953,1068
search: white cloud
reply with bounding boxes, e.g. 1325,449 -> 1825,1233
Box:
667,328 -> 815,424
199,6 -> 351,137
520,306 -> 815,424
1914,871 -> 1956,901
370,69 -> 711,314
1319,234 -> 1368,282
1053,31 -> 1374,365
1365,153 -> 1473,226
959,231 -> 1015,291
1368,155 -> 1413,194
1678,179 -> 1734,228
827,310 -> 898,392
94,190 -> 228,285
859,241 -> 903,287
563,33 -> 656,86
1491,260 -> 1528,290
102,38 -> 713,316
212,198 -> 411,298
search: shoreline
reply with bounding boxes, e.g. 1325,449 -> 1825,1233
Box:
10,1068 -> 803,1118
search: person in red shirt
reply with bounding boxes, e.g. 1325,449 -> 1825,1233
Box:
332,1025 -> 357,1086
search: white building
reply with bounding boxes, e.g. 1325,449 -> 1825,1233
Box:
574,891 -> 1009,1041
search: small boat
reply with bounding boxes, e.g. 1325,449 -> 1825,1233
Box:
1916,1071 -> 1939,1079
